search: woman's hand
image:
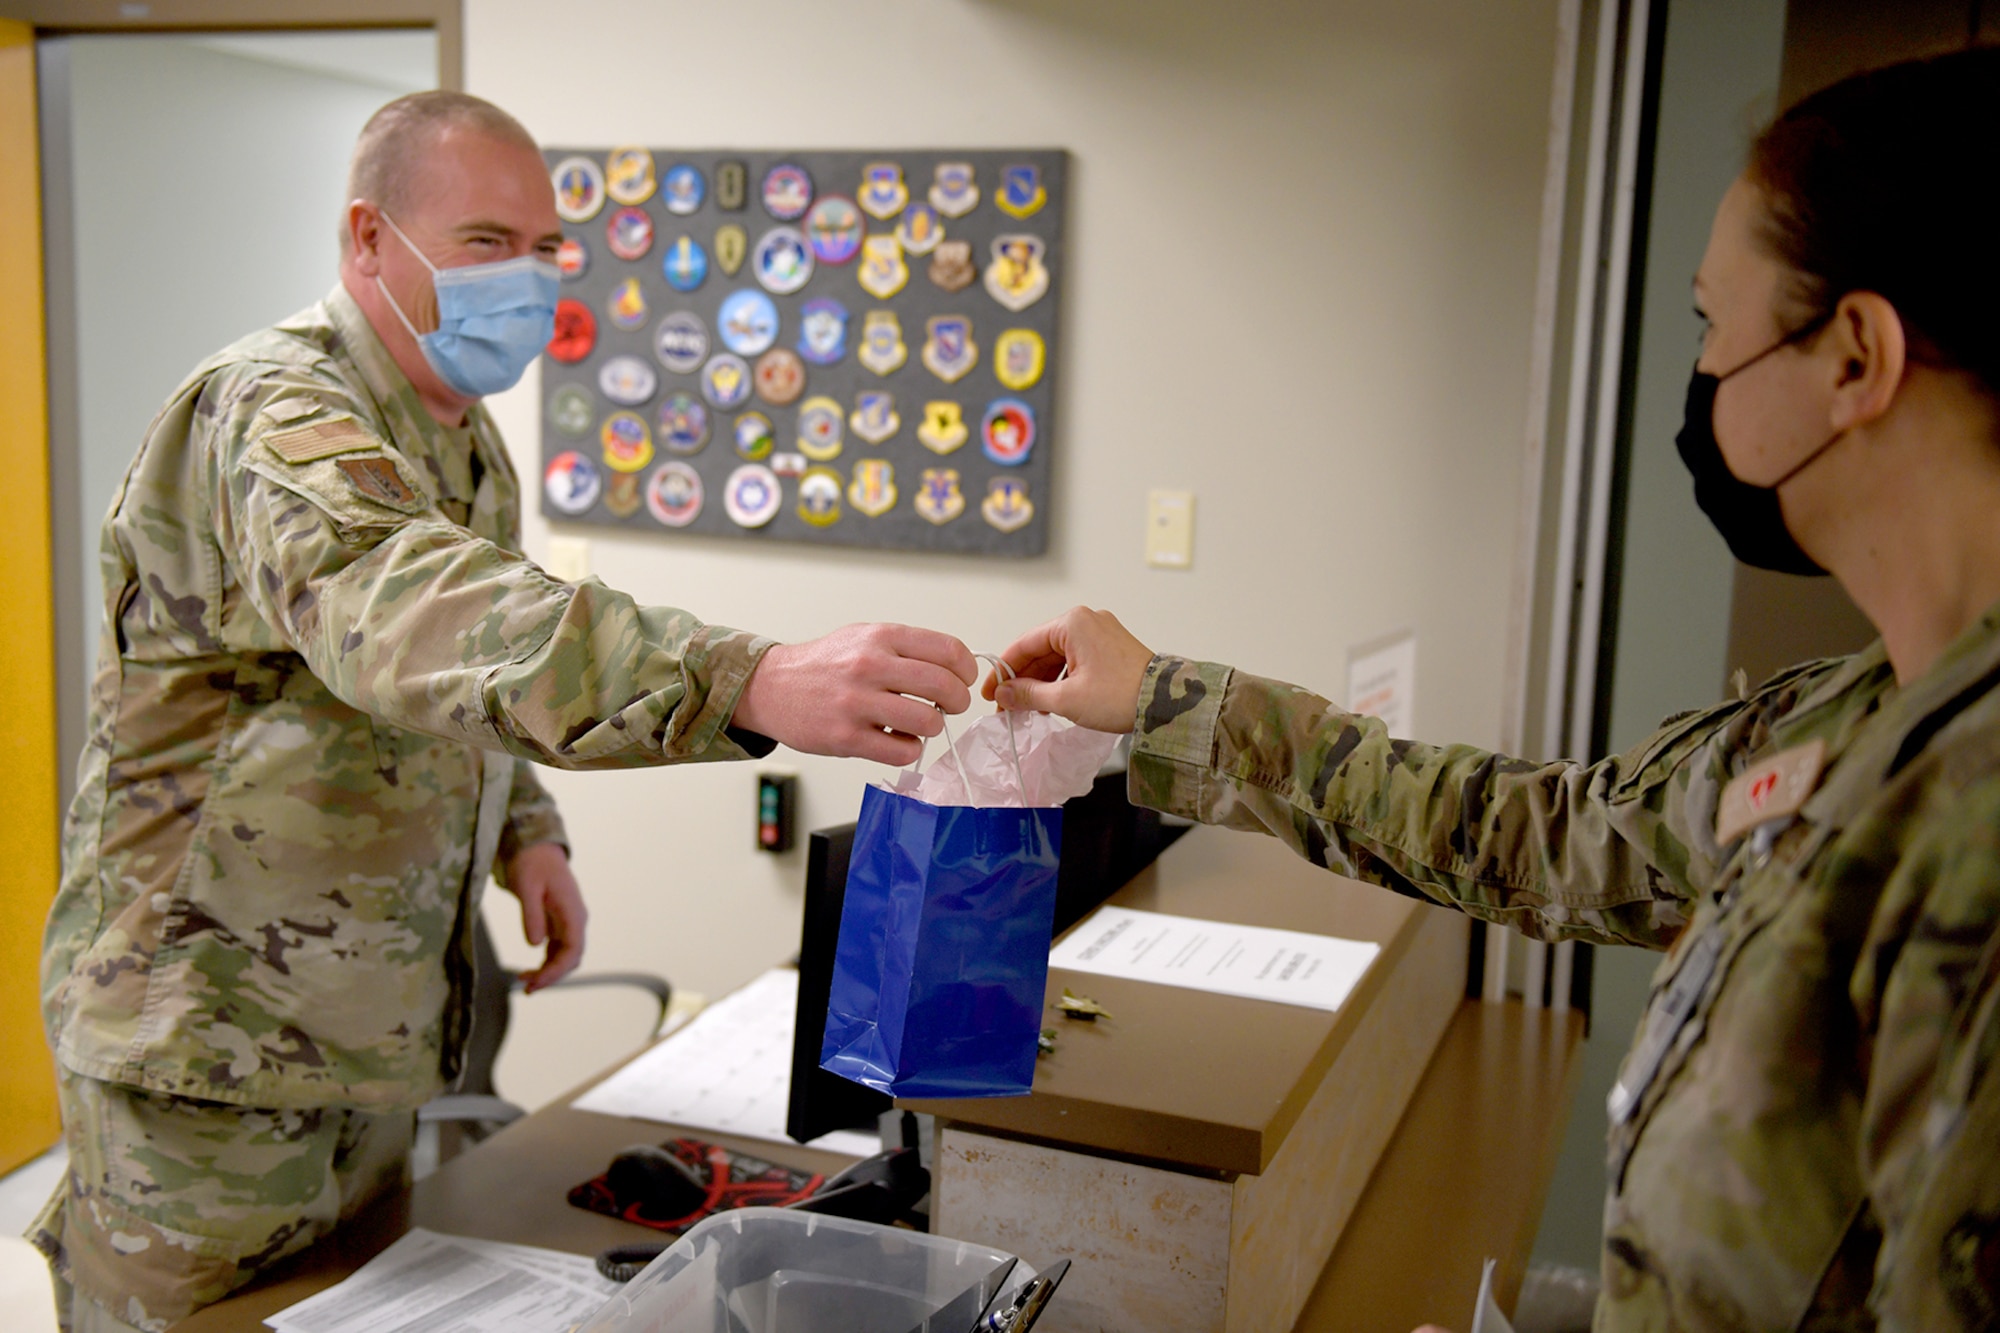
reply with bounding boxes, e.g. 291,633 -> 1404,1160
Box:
985,607 -> 1155,734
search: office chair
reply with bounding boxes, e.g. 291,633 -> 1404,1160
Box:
414,916 -> 674,1172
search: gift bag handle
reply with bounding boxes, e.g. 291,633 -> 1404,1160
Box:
906,653 -> 1030,809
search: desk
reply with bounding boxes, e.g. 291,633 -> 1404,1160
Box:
177,997 -> 1581,1333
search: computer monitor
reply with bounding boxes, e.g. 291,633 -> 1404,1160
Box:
785,768 -> 1187,1145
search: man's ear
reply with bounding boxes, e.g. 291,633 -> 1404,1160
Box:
347,200 -> 385,276
1825,290 -> 1906,434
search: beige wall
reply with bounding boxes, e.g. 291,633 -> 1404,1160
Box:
467,0 -> 1560,1108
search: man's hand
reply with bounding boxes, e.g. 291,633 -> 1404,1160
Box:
731,623 -> 979,766
984,607 -> 1155,734
501,841 -> 586,993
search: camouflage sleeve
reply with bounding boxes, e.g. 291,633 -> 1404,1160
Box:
496,761 -> 569,870
1855,775 -> 2000,1331
1127,655 -> 1789,949
209,380 -> 773,770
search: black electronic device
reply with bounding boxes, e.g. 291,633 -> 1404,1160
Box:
785,767 -> 1186,1147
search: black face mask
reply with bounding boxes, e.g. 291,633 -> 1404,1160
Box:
1674,315 -> 1840,577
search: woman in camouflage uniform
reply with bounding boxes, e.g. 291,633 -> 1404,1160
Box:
997,47 -> 2000,1333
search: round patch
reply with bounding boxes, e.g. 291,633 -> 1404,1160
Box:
805,195 -> 863,265
733,411 -> 775,461
646,461 -> 704,527
547,299 -> 597,363
657,393 -> 710,454
599,411 -> 655,473
761,164 -> 813,221
981,398 -> 1036,465
653,311 -> 709,374
556,237 -> 589,280
661,235 -> 708,292
551,156 -> 606,223
544,450 -> 601,514
661,163 -> 705,215
700,353 -> 753,409
724,463 -> 782,528
795,395 -> 844,461
548,384 -> 594,437
753,348 -> 806,406
753,227 -> 814,295
606,206 -> 654,261
796,466 -> 843,527
606,276 -> 648,331
597,355 -> 658,407
717,289 -> 780,357
604,147 -> 656,206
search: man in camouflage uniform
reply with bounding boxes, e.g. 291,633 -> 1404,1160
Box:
33,92 -> 976,1331
995,608 -> 2000,1329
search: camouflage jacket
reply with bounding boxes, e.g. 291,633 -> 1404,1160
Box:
43,286 -> 771,1112
1129,612 -> 2000,1331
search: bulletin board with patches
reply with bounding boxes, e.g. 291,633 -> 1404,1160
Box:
539,148 -> 1066,556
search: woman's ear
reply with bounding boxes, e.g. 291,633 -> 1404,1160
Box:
1825,290 -> 1906,433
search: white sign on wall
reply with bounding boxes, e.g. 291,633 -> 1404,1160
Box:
1345,630 -> 1417,738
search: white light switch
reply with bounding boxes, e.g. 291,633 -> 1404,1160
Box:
545,536 -> 591,583
1145,490 -> 1194,569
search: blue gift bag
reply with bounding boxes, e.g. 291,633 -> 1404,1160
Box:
820,782 -> 1062,1099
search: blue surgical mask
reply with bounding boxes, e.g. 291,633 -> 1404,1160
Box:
376,210 -> 559,398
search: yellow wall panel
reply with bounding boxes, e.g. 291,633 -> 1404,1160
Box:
0,16 -> 62,1177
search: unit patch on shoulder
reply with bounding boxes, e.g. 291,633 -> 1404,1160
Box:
263,414 -> 375,464
337,456 -> 420,509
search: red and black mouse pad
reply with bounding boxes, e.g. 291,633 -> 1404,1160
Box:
567,1137 -> 824,1235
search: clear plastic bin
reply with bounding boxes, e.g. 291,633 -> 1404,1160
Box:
576,1208 -> 1033,1333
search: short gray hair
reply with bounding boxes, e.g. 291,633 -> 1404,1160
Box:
342,91 -> 540,249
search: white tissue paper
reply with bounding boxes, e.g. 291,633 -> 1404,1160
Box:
890,710 -> 1123,808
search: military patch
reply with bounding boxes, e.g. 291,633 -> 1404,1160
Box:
606,206 -> 654,261
929,162 -> 978,217
928,239 -> 976,293
858,310 -> 907,375
733,411 -> 775,462
714,223 -> 748,277
981,398 -> 1036,465
753,227 -> 814,295
806,196 -> 863,265
552,156 -> 606,223
549,384 -> 594,437
996,163 -> 1046,218
895,202 -> 943,256
994,328 -> 1046,390
857,235 -> 908,299
600,411 -> 655,472
604,147 -> 657,205
544,450 -> 602,515
661,163 -> 705,215
549,299 -> 597,363
917,401 -> 967,454
646,461 -> 703,527
654,311 -> 709,374
754,348 -> 806,406
797,298 -> 849,365
597,355 -> 658,407
604,470 -> 643,518
771,451 -> 807,478
857,162 -> 909,219
716,160 -> 748,211
718,289 -> 780,357
661,236 -> 709,292
922,315 -> 978,383
848,459 -> 896,517
796,396 -> 844,461
701,353 -> 752,409
657,393 -> 710,454
724,463 -> 782,528
1715,738 -> 1827,846
556,237 -> 589,280
263,414 -> 373,464
761,164 -> 813,221
606,277 -> 648,331
985,234 -> 1050,312
337,456 -> 420,509
981,476 -> 1034,532
915,467 -> 964,524
796,466 -> 843,527
850,391 -> 899,444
